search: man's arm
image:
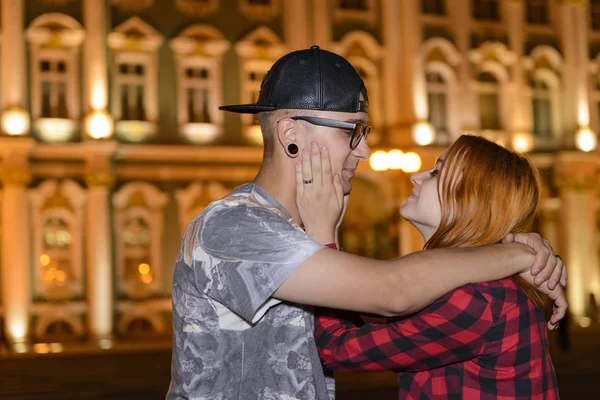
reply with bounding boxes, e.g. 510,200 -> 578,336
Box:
274,243 -> 535,317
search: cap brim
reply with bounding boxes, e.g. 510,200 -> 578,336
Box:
219,104 -> 277,114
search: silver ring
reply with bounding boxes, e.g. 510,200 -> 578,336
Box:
303,179 -> 313,184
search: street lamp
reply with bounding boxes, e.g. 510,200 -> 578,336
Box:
575,127 -> 597,152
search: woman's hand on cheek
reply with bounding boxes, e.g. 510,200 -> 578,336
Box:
295,141 -> 344,245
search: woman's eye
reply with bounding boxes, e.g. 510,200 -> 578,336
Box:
430,169 -> 439,177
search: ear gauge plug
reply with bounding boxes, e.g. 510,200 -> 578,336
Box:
287,143 -> 299,157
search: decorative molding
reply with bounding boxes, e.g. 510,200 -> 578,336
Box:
333,0 -> 377,26
117,299 -> 171,335
239,0 -> 281,21
32,301 -> 86,339
469,41 -> 517,66
176,0 -> 218,16
111,0 -> 154,14
421,38 -> 462,67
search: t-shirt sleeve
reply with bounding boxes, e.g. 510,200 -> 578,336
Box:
192,202 -> 324,323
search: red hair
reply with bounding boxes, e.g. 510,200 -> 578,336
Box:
425,135 -> 544,307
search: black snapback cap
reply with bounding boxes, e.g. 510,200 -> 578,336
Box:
219,45 -> 368,114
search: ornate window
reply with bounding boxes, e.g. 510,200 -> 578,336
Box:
235,26 -> 286,145
472,0 -> 500,21
524,46 -> 563,148
478,72 -> 501,130
526,0 -> 549,25
29,180 -> 86,301
531,78 -> 552,137
426,72 -> 448,138
334,0 -> 377,25
113,182 -> 168,299
170,25 -> 230,144
176,181 -> 229,236
239,0 -> 281,21
422,38 -> 461,142
332,32 -> 384,144
421,0 -> 445,15
25,14 -> 85,142
108,17 -> 164,142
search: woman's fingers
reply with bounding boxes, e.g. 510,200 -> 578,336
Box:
333,175 -> 344,208
321,145 -> 332,185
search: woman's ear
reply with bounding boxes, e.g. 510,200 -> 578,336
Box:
277,118 -> 299,158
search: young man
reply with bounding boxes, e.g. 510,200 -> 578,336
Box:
167,46 -> 566,400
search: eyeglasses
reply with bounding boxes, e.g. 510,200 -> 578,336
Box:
290,116 -> 371,150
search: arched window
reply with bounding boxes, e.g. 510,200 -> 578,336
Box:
421,0 -> 445,15
526,0 -> 549,25
113,182 -> 167,299
426,71 -> 448,136
478,72 -> 501,130
531,77 -> 552,138
472,0 -> 500,21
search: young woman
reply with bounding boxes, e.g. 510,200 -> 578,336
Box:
298,135 -> 560,399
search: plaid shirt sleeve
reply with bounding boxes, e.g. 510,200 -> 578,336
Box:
315,284 -> 494,372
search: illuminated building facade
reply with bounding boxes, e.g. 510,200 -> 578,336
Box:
0,0 -> 599,348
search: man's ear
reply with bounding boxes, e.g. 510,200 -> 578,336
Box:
277,118 -> 299,158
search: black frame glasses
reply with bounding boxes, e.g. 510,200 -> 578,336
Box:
290,116 -> 371,150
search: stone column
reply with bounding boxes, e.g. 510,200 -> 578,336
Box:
448,0 -> 478,131
312,0 -> 332,49
83,0 -> 109,115
382,0 -> 426,147
0,137 -> 35,346
1,0 -> 26,111
84,141 -> 117,342
284,0 -> 310,50
557,0 -> 590,144
505,0 -> 528,135
555,152 -> 600,322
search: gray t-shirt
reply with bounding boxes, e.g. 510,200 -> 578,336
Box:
167,183 -> 334,400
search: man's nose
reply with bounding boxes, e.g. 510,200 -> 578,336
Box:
353,138 -> 371,160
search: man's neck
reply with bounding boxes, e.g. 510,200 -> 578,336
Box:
254,165 -> 301,226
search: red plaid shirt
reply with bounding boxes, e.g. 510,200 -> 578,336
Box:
315,279 -> 559,399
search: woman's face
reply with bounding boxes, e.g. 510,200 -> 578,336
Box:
400,152 -> 446,241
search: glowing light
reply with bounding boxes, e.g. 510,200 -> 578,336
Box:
34,343 -> 50,354
92,79 -> 107,110
512,132 -> 533,152
55,270 -> 67,283
85,110 -> 113,139
387,150 -> 404,170
369,150 -> 389,171
579,317 -> 592,328
138,263 -> 150,275
141,273 -> 153,284
401,152 -> 422,173
245,124 -> 264,145
98,338 -> 113,349
40,254 -> 51,267
182,123 -> 219,144
412,122 -> 435,146
116,120 -> 153,142
49,343 -> 64,353
35,118 -> 76,142
575,127 -> 597,152
13,342 -> 28,353
2,107 -> 30,136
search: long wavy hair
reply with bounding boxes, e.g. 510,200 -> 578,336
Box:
425,135 -> 544,307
